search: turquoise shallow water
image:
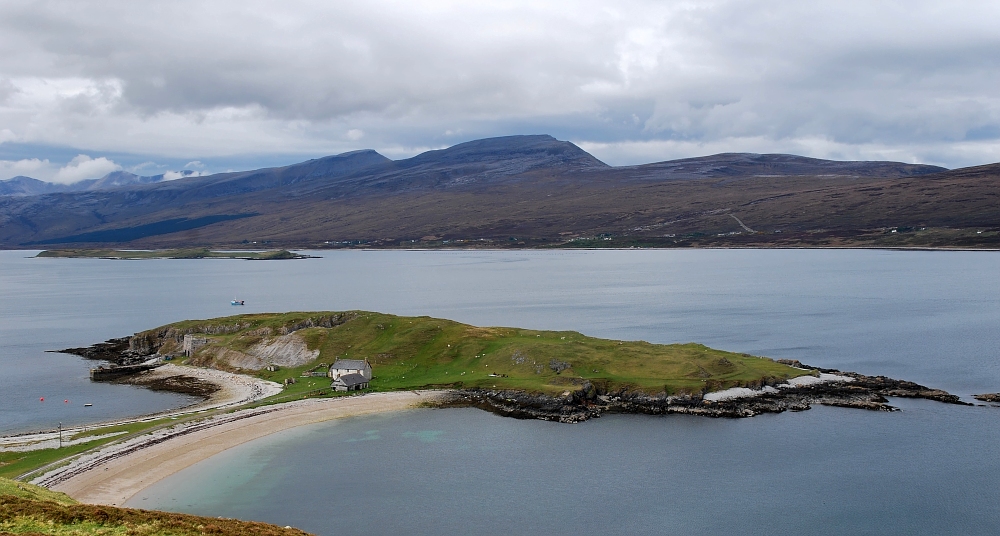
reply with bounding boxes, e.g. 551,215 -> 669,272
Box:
132,403 -> 1000,536
4,248 -> 1000,533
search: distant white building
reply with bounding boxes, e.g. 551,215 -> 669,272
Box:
329,359 -> 372,381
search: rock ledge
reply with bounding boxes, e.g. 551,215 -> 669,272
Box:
442,363 -> 971,423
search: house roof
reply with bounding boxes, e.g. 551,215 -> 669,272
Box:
331,359 -> 370,370
334,373 -> 369,387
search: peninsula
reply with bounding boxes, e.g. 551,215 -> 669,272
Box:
66,311 -> 968,421
1,311 -> 977,510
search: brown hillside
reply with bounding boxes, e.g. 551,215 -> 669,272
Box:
1,135 -> 996,249
0,494 -> 311,536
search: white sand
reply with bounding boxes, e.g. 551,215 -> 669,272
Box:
38,390 -> 451,506
146,364 -> 284,411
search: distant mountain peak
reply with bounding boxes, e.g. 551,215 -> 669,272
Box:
427,134 -> 602,164
297,149 -> 390,168
0,176 -> 69,196
1,169 -> 181,197
396,134 -> 608,184
334,148 -> 385,157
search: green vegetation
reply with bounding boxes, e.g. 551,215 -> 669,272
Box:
0,478 -> 310,536
0,419 -> 182,481
36,248 -> 311,260
0,476 -> 75,505
67,419 -> 172,442
154,311 -> 811,398
1,441 -> 111,482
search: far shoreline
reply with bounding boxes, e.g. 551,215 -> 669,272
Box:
33,248 -> 316,260
8,245 -> 1000,255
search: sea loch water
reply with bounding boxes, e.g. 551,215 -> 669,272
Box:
4,249 -> 1000,533
132,403 -> 1000,536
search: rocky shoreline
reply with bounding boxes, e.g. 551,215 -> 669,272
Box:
442,361 -> 972,423
54,337 -> 148,366
55,336 -> 223,398
110,371 -> 222,397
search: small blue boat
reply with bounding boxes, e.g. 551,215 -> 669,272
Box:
231,299 -> 245,306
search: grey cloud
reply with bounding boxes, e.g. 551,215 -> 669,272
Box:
0,78 -> 18,104
0,0 -> 998,168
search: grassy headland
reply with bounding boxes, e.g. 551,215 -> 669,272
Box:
35,248 -> 311,260
149,311 -> 812,397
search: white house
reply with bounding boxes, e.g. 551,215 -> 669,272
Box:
329,359 -> 372,381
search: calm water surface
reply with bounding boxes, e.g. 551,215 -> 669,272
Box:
132,404 -> 1000,536
3,248 -> 1000,533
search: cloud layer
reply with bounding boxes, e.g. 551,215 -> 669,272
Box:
0,0 -> 998,173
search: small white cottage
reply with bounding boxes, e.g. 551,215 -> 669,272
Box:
329,359 -> 372,381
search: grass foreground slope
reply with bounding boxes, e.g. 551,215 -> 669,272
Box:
146,311 -> 811,397
0,477 -> 311,535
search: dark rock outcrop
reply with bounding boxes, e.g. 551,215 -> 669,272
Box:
54,337 -> 140,365
112,371 -> 221,397
443,365 -> 972,423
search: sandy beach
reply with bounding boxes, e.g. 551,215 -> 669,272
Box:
38,390 -> 452,506
141,364 -> 285,411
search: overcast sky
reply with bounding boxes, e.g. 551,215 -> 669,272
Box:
1,0 -> 998,182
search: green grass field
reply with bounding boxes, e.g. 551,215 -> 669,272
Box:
158,311 -> 811,398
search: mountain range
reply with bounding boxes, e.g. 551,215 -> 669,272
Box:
1,135 -> 998,249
